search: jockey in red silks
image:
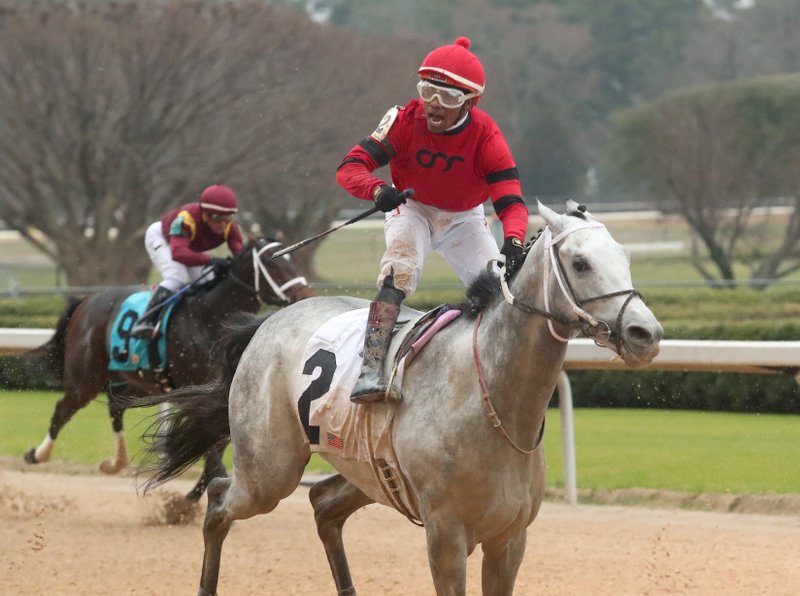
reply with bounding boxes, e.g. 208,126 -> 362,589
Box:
336,36 -> 529,404
130,184 -> 244,339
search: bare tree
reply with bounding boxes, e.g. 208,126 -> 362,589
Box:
611,77 -> 800,288
0,1 -> 412,284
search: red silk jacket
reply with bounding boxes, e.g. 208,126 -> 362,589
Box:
336,99 -> 528,241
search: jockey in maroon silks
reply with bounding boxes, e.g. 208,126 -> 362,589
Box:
130,184 -> 244,339
336,36 -> 529,404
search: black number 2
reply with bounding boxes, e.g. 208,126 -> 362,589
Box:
297,348 -> 336,444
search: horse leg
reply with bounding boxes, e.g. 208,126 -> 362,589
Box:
480,531 -> 527,596
309,474 -> 374,595
198,476 -> 234,595
24,386 -> 100,464
198,465 -> 297,595
425,516 -> 469,596
99,390 -> 129,474
186,443 -> 228,503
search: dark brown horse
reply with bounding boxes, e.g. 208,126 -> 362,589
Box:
22,236 -> 313,501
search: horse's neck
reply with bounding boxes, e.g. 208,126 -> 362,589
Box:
475,244 -> 570,436
193,275 -> 260,320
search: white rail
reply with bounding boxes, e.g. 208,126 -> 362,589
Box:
556,338 -> 800,505
0,328 -> 53,354
2,330 -> 799,505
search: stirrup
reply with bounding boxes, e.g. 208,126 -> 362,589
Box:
350,381 -> 401,404
350,388 -> 386,404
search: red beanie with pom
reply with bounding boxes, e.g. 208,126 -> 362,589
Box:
418,36 -> 485,95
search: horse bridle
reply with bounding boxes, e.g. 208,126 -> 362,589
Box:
228,241 -> 308,305
498,222 -> 643,354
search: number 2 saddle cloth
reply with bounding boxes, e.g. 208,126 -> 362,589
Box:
294,304 -> 462,524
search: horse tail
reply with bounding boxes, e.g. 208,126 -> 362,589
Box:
40,295 -> 83,380
0,295 -> 83,389
138,312 -> 267,492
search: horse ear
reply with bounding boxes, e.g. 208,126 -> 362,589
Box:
565,199 -> 592,219
536,200 -> 559,227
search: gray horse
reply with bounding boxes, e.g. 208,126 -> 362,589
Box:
138,200 -> 662,595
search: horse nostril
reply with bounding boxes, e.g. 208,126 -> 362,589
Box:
626,325 -> 654,345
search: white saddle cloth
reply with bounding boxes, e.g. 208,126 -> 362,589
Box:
297,308 -> 376,461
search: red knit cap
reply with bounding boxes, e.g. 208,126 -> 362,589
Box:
199,185 -> 238,213
418,36 -> 485,94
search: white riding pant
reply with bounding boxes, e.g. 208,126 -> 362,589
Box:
378,199 -> 500,296
143,222 -> 207,292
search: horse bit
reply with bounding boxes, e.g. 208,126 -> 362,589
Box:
497,221 -> 643,354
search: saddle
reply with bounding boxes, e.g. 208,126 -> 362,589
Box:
385,304 -> 464,391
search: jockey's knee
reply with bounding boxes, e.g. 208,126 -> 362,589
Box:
378,266 -> 416,297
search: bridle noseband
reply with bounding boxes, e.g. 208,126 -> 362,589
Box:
499,222 -> 642,354
228,241 -> 308,305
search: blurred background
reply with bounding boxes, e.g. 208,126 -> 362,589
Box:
1,0 -> 799,290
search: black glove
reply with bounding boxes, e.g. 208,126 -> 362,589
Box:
500,237 -> 525,280
209,256 -> 231,272
373,185 -> 407,213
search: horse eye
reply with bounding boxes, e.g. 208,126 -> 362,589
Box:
573,257 -> 590,273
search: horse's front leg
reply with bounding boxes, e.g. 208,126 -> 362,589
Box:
309,474 -> 374,595
425,516 -> 469,596
99,389 -> 129,474
480,530 -> 527,596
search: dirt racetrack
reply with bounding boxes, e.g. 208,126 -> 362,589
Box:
2,462 -> 799,596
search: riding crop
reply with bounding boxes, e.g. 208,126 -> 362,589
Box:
270,189 -> 415,259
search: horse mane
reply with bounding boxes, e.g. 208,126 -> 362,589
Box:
456,226 -> 552,318
458,270 -> 502,319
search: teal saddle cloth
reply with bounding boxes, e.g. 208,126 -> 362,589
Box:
108,291 -> 177,372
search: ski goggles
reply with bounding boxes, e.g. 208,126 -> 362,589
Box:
416,80 -> 480,109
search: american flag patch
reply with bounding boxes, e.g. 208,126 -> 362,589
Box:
326,432 -> 344,450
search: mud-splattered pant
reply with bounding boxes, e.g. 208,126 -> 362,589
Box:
378,199 -> 500,296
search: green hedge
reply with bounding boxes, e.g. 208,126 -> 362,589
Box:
2,289 -> 799,413
0,295 -> 70,328
562,322 -> 800,414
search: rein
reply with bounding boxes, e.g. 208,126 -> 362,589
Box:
500,223 -> 642,353
228,241 -> 308,304
472,311 -> 543,455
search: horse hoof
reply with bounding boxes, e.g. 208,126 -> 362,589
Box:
23,448 -> 38,464
99,459 -> 125,475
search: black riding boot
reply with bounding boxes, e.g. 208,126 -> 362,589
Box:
351,278 -> 405,404
130,285 -> 174,339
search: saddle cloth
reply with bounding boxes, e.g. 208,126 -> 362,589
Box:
298,305 -> 462,455
295,305 -> 461,522
108,291 -> 176,372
